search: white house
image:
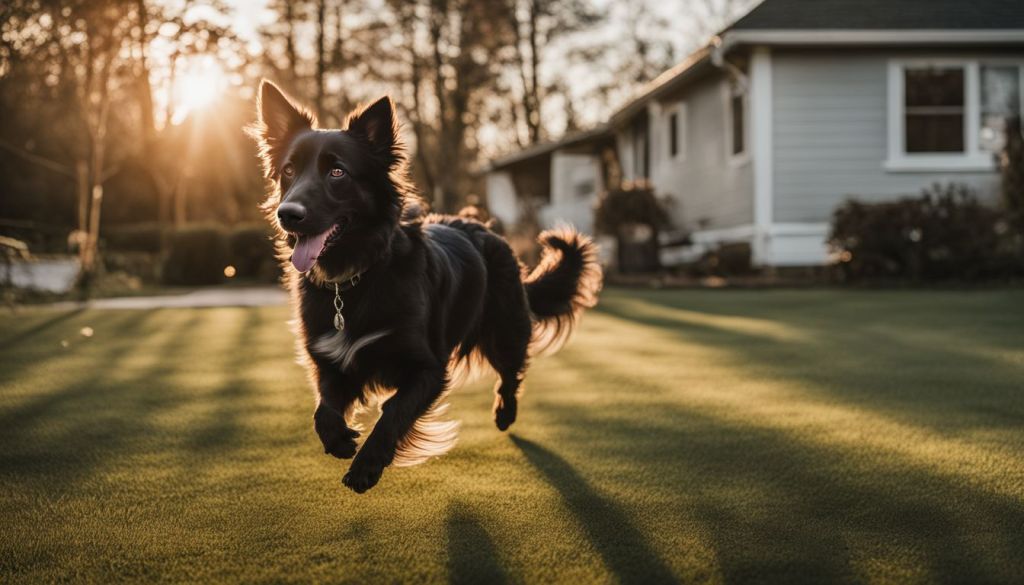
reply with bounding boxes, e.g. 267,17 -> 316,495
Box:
484,127 -> 613,235
486,0 -> 1024,267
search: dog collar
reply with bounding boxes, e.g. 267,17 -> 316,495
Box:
307,272 -> 362,332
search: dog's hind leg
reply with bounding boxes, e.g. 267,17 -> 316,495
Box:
482,317 -> 531,432
474,233 -> 533,431
342,365 -> 447,493
312,358 -> 365,460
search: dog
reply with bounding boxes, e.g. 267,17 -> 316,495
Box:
249,80 -> 602,493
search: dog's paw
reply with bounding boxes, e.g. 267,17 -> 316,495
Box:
314,407 -> 360,459
494,395 -> 517,431
322,427 -> 359,459
342,460 -> 383,493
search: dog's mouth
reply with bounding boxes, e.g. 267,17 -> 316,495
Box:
290,220 -> 346,272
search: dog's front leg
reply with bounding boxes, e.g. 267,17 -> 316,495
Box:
342,365 -> 446,493
312,358 -> 364,460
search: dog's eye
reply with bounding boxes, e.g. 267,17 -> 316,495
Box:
330,167 -> 345,178
282,163 -> 295,178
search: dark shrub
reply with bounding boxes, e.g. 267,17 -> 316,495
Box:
691,242 -> 753,277
103,252 -> 161,283
228,223 -> 279,282
162,224 -> 229,285
594,183 -> 672,273
102,222 -> 166,254
1001,116 -> 1024,235
829,183 -> 1020,282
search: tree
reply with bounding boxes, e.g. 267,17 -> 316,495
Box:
1001,117 -> 1024,235
505,0 -> 602,145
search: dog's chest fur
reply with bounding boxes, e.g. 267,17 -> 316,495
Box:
310,327 -> 390,371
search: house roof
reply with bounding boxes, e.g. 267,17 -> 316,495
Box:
485,125 -> 610,172
610,46 -> 714,127
729,0 -> 1024,31
609,0 -> 1024,126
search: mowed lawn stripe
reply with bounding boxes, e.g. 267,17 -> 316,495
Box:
1,288 -> 1023,583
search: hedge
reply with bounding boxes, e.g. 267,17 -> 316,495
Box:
829,183 -> 1022,282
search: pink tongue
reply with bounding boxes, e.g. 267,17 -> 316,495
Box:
291,228 -> 332,272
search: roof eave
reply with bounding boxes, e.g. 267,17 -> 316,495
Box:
718,29 -> 1024,54
609,48 -> 714,127
484,125 -> 611,173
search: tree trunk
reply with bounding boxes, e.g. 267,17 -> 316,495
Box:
526,0 -> 541,143
285,2 -> 298,85
315,0 -> 327,121
428,2 -> 450,211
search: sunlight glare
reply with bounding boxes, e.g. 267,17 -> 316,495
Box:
172,56 -> 227,124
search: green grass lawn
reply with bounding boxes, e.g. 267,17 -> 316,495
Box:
2,288 -> 1023,584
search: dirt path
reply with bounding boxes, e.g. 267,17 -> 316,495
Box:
53,286 -> 287,310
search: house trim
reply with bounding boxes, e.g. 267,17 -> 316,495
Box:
750,47 -> 774,266
667,101 -> 688,163
885,57 -> 1024,172
723,81 -> 752,168
682,221 -> 830,267
718,30 -> 1024,55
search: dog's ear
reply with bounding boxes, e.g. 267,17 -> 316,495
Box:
248,80 -> 315,178
346,96 -> 399,156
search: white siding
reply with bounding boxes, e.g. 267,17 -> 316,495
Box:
650,74 -> 754,231
616,127 -> 637,181
772,50 -> 1007,224
540,152 -> 601,234
485,171 -> 518,226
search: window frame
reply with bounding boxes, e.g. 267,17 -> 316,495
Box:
724,80 -> 750,167
886,57 -> 1024,172
665,101 -> 687,162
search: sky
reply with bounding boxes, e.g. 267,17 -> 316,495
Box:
166,0 -> 756,149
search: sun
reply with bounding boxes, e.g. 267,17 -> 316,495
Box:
171,56 -> 227,124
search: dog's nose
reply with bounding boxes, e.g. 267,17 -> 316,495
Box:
277,202 -> 307,229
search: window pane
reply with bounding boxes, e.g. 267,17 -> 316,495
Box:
731,94 -> 744,155
980,65 -> 1021,152
668,112 -> 678,157
906,114 -> 964,152
904,67 -> 965,153
905,68 -> 964,108
574,180 -> 595,198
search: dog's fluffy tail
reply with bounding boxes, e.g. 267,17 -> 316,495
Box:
523,227 -> 603,354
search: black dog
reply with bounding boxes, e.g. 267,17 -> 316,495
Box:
249,81 -> 602,493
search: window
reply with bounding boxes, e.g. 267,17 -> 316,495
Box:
663,102 -> 686,161
725,81 -> 747,162
668,112 -> 679,157
904,67 -> 965,153
573,179 -> 595,198
731,93 -> 746,156
980,65 -> 1021,152
887,59 -> 1024,171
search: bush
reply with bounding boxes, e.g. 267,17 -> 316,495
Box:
1001,116 -> 1024,235
227,223 -> 279,282
691,242 -> 753,277
594,183 -> 672,273
102,222 -> 166,254
103,252 -> 161,283
162,224 -> 229,285
829,183 -> 1021,282
593,182 -> 671,235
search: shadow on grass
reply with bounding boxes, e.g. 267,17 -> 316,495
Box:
535,374 -> 1024,583
511,435 -> 677,584
447,506 -> 509,585
596,290 -> 1024,434
0,309 -> 201,492
185,308 -> 262,454
0,307 -> 86,350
